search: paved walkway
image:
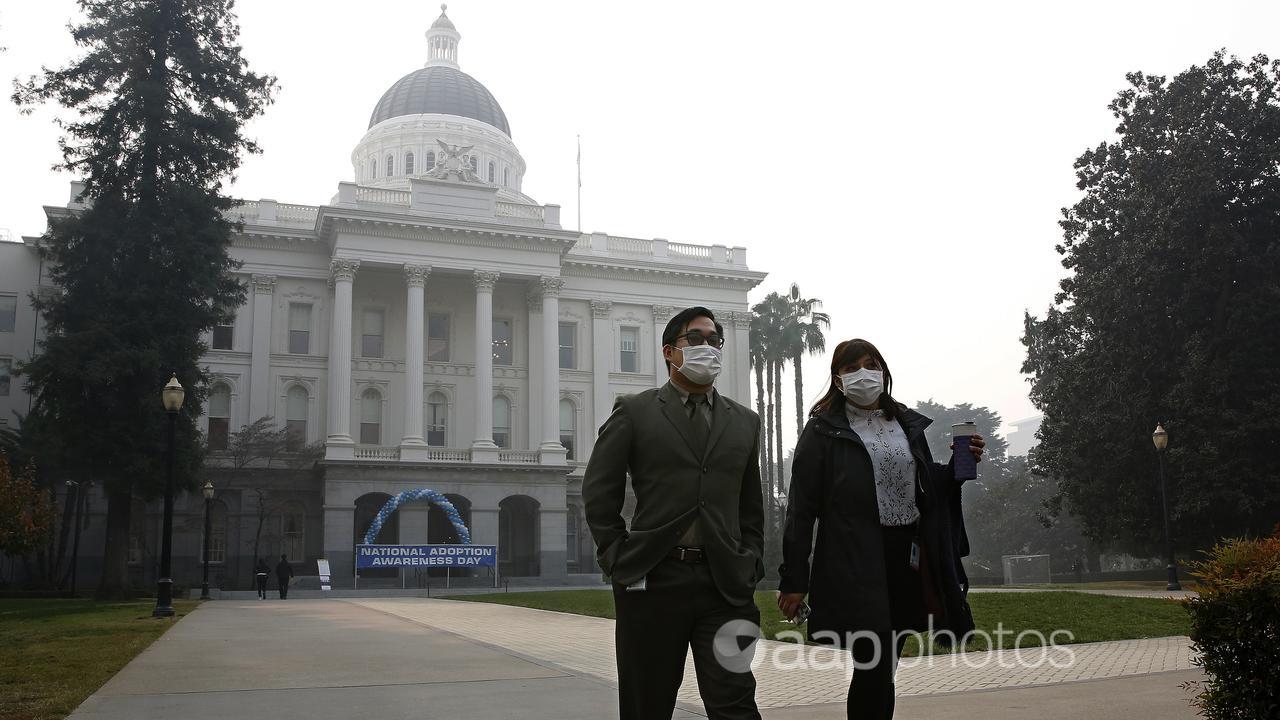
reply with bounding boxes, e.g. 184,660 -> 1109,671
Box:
68,598 -> 1204,719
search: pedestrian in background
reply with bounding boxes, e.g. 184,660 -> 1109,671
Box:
276,554 -> 293,599
254,558 -> 269,600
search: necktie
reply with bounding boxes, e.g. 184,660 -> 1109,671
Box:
687,393 -> 710,454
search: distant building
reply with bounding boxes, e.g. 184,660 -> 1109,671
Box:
0,8 -> 765,590
1006,415 -> 1043,457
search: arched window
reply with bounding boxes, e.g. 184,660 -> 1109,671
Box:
493,396 -> 511,448
559,399 -> 576,460
426,151 -> 436,169
385,154 -> 394,177
405,152 -> 415,175
370,158 -> 377,179
280,505 -> 305,562
488,160 -> 495,183
426,391 -> 448,447
208,384 -> 231,451
204,500 -> 228,563
286,385 -> 308,451
360,388 -> 382,445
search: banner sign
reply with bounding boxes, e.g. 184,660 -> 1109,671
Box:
316,559 -> 332,591
356,544 -> 498,569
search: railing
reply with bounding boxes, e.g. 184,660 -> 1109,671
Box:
355,187 -> 412,206
668,242 -> 712,260
425,448 -> 472,462
353,446 -> 400,461
276,203 -> 318,226
228,201 -> 260,223
495,201 -> 545,221
497,450 -> 541,464
607,235 -> 653,255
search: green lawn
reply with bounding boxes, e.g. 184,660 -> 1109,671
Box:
0,599 -> 200,720
445,589 -> 1190,656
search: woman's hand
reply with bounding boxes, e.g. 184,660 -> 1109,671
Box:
949,433 -> 987,462
778,591 -> 806,620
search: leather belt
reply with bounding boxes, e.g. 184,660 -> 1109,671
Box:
668,546 -> 706,563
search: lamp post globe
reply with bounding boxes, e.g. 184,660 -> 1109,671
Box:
1152,423 -> 1181,591
201,480 -> 214,600
153,374 -> 184,618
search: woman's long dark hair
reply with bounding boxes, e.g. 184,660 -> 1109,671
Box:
809,338 -> 905,422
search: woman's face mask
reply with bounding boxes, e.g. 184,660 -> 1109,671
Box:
839,368 -> 883,406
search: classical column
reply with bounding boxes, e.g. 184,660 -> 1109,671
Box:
526,286 -> 543,452
651,305 -> 674,389
539,277 -> 567,465
249,274 -> 276,422
401,264 -> 431,461
732,311 -> 753,405
322,504 -> 355,587
326,259 -> 359,459
590,300 -> 612,446
472,270 -> 500,461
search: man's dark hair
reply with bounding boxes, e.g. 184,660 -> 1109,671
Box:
662,306 -> 723,371
280,554 -> 287,561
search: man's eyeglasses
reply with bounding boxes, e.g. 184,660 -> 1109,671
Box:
674,331 -> 724,349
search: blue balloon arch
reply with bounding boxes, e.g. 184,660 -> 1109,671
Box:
363,488 -> 472,545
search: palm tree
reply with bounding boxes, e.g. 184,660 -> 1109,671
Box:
750,292 -> 790,511
780,284 -> 830,443
748,315 -> 769,497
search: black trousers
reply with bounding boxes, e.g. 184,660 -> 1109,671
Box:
277,577 -> 289,599
255,574 -> 267,598
612,557 -> 762,720
847,523 -> 924,720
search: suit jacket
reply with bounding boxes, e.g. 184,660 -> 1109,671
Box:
583,381 -> 765,606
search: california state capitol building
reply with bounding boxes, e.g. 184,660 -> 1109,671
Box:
0,7 -> 765,590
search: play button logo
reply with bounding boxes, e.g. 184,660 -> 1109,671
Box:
713,618 -> 761,673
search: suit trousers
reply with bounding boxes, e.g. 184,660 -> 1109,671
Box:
613,557 -> 762,720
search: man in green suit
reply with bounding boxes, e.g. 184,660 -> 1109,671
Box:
584,306 -> 764,720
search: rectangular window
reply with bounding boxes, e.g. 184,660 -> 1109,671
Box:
288,303 -> 312,354
558,322 -> 576,369
207,418 -> 230,451
360,421 -> 380,445
128,534 -> 143,565
0,295 -> 16,333
281,514 -> 305,562
285,419 -> 306,451
566,511 -> 579,563
492,318 -> 513,366
0,358 -> 10,396
427,313 -> 450,362
362,308 -> 385,358
212,324 -> 233,350
619,326 -> 639,373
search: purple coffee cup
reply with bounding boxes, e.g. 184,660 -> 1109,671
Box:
952,421 -> 978,481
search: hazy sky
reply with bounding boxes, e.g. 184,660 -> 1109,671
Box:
1,1 -> 1276,446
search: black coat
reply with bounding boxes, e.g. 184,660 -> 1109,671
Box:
778,400 -> 975,646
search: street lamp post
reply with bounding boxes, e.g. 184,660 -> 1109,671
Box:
1152,423 -> 1182,591
153,375 -> 185,618
201,480 -> 214,600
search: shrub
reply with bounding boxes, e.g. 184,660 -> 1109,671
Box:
1183,526 -> 1280,719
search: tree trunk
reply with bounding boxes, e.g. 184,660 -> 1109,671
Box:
96,489 -> 133,600
774,361 -> 785,496
764,361 -> 775,507
754,363 -> 769,528
793,350 -> 805,444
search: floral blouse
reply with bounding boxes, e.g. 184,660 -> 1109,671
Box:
844,405 -> 921,527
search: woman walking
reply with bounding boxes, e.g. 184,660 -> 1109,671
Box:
777,338 -> 983,719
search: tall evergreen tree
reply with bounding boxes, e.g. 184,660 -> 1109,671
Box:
13,0 -> 275,598
1022,52 -> 1280,556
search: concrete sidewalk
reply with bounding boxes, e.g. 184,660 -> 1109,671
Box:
68,598 -> 1204,719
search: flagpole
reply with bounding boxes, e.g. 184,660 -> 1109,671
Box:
576,134 -> 582,232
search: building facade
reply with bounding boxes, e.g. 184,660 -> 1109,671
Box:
0,8 -> 765,590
